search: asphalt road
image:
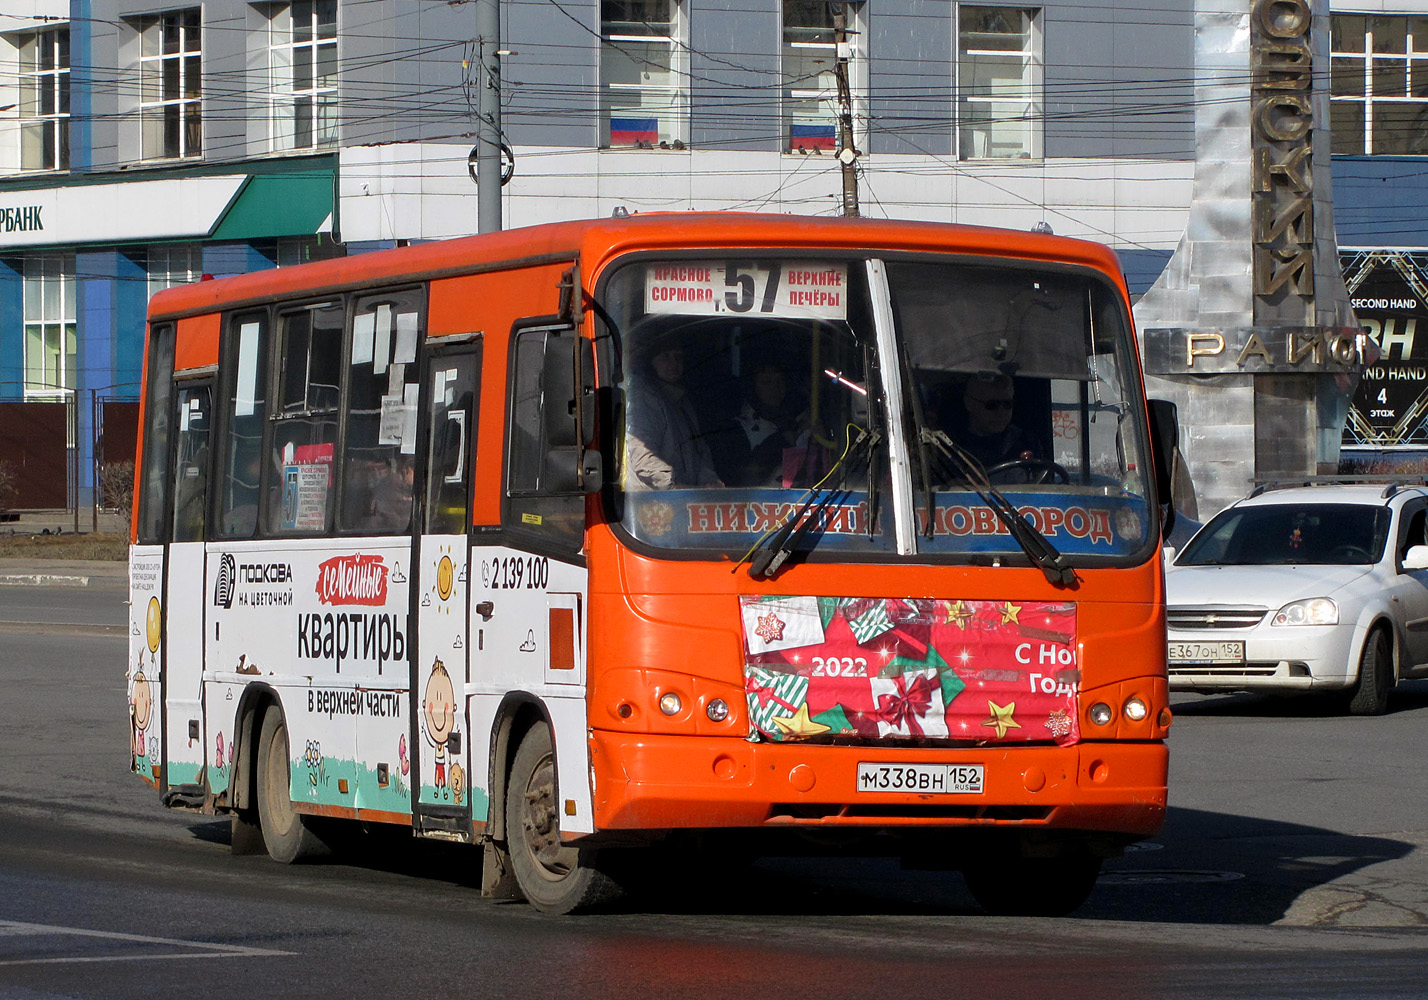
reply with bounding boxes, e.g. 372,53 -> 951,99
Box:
2,580 -> 1427,999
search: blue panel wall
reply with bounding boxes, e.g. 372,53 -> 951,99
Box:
1043,0 -> 1194,159
69,0 -> 92,171
689,5 -> 778,150
870,0 -> 954,157
76,251 -> 114,503
1330,157 -> 1428,248
203,243 -> 276,279
345,241 -> 398,256
1117,248 -> 1172,297
0,258 -> 21,398
505,0 -> 601,148
114,251 -> 146,396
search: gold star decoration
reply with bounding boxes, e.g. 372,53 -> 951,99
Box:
771,703 -> 832,740
981,700 -> 1022,739
999,601 -> 1022,625
942,600 -> 974,629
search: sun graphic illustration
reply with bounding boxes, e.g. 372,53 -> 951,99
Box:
145,596 -> 162,654
436,554 -> 455,602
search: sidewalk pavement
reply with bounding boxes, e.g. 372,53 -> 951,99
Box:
0,510 -> 129,587
0,557 -> 127,588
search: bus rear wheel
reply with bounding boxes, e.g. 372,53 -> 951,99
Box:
962,854 -> 1101,917
255,709 -> 327,864
506,724 -> 622,914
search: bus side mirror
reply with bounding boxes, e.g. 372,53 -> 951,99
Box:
578,338 -> 596,446
1148,398 -> 1179,538
576,338 -> 601,492
539,332 -> 602,493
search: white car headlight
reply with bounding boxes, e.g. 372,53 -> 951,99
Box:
1272,598 -> 1338,626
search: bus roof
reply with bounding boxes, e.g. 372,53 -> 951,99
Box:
147,212 -> 1128,322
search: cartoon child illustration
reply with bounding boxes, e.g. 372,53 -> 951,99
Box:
423,658 -> 456,800
130,665 -> 152,769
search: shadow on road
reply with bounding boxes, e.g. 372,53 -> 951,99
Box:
183,803 -> 1413,925
1171,678 -> 1428,719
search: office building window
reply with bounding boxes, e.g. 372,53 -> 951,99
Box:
957,6 -> 1041,159
147,244 -> 203,302
267,0 -> 338,151
600,0 -> 688,147
1331,15 -> 1428,154
138,9 -> 202,159
17,27 -> 70,171
782,1 -> 865,155
23,254 -> 77,399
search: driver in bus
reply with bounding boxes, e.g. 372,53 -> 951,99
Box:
625,335 -> 723,490
950,373 -> 1040,473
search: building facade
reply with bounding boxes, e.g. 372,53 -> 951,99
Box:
0,0 -> 1422,508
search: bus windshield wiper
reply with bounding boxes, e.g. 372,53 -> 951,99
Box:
921,427 -> 1079,589
741,425 -> 878,580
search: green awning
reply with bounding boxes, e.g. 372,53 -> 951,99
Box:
209,172 -> 333,241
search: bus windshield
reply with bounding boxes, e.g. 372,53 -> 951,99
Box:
604,254 -> 1153,563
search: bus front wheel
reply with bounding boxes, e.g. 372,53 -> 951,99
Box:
506,724 -> 622,914
255,709 -> 327,864
962,854 -> 1101,917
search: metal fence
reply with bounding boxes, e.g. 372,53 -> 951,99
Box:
0,395 -> 140,527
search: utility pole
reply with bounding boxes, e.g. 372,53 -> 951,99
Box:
475,0 -> 502,233
832,3 -> 859,218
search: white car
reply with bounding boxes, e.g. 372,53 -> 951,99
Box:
1165,482 -> 1428,715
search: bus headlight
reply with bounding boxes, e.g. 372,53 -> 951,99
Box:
1088,702 -> 1114,726
658,692 -> 683,716
705,698 -> 730,722
1123,697 -> 1148,722
1272,598 -> 1337,626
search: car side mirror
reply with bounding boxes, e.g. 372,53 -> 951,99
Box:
1404,545 -> 1428,571
1162,545 -> 1177,568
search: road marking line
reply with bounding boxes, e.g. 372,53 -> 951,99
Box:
0,920 -> 296,966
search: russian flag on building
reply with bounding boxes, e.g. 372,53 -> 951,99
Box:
611,117 -> 659,146
791,123 -> 837,151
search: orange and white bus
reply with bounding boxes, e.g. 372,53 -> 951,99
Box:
128,213 -> 1175,915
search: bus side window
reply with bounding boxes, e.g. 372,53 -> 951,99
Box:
217,314 -> 267,539
340,291 -> 424,534
506,324 -> 584,550
268,303 -> 343,533
171,387 -> 211,542
136,323 -> 176,545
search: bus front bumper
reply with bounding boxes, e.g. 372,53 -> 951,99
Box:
588,731 -> 1167,838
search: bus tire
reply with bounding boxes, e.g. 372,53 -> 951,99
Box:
255,709 -> 328,864
1345,627 -> 1392,717
506,724 -> 622,914
962,854 -> 1101,917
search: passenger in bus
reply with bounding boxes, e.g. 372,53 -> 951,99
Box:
720,360 -> 822,488
173,445 -> 209,540
363,455 -> 415,531
625,338 -> 723,490
223,450 -> 262,536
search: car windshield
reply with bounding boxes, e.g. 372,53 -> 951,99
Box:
1177,503 -> 1391,566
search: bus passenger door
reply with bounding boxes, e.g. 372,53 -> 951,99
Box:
412,344 -> 481,835
164,380 -> 212,794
